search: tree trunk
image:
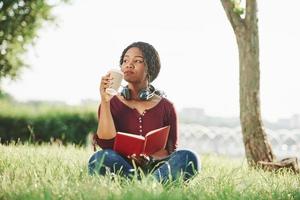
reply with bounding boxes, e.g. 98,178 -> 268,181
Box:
220,0 -> 276,165
220,0 -> 299,173
235,25 -> 275,165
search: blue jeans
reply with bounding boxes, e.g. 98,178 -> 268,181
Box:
88,149 -> 200,182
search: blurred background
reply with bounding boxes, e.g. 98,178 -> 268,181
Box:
1,0 -> 300,158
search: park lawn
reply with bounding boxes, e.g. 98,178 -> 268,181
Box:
0,144 -> 299,200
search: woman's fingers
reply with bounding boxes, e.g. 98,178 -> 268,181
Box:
99,72 -> 116,102
100,75 -> 114,90
101,75 -> 113,84
102,81 -> 113,88
139,154 -> 149,160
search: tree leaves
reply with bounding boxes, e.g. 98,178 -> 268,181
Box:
230,0 -> 245,15
0,0 -> 68,81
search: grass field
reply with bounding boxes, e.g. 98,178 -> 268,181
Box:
1,143 -> 299,200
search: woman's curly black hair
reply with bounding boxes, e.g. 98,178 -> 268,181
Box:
119,41 -> 161,83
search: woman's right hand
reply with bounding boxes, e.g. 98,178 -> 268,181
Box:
100,73 -> 113,102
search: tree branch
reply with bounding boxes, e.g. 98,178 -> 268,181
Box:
220,0 -> 244,31
245,0 -> 258,26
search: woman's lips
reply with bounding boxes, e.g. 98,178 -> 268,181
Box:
124,70 -> 134,75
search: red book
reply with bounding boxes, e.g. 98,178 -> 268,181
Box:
113,126 -> 170,157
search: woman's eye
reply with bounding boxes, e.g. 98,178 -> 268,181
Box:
136,60 -> 143,63
123,60 -> 128,63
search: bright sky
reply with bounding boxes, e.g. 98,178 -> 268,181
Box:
2,0 -> 300,122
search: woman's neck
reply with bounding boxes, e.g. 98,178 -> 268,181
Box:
127,82 -> 148,101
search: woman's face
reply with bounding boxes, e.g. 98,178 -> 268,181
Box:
121,47 -> 148,84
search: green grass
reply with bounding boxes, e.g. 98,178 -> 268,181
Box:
1,144 -> 299,200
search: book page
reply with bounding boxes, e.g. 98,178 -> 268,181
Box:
117,132 -> 145,140
145,126 -> 169,137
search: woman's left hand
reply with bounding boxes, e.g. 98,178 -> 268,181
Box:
128,154 -> 152,167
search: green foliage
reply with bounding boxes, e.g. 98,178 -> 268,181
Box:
0,89 -> 14,100
0,99 -> 98,145
230,0 -> 245,15
0,0 -> 69,80
1,144 -> 300,200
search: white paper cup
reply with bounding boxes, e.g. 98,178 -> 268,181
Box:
105,69 -> 124,95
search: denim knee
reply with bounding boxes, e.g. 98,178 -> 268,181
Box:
172,149 -> 201,172
88,149 -> 116,164
152,149 -> 201,182
88,149 -> 134,176
88,149 -> 118,175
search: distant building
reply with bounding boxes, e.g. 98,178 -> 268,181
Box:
277,114 -> 300,129
179,107 -> 300,129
